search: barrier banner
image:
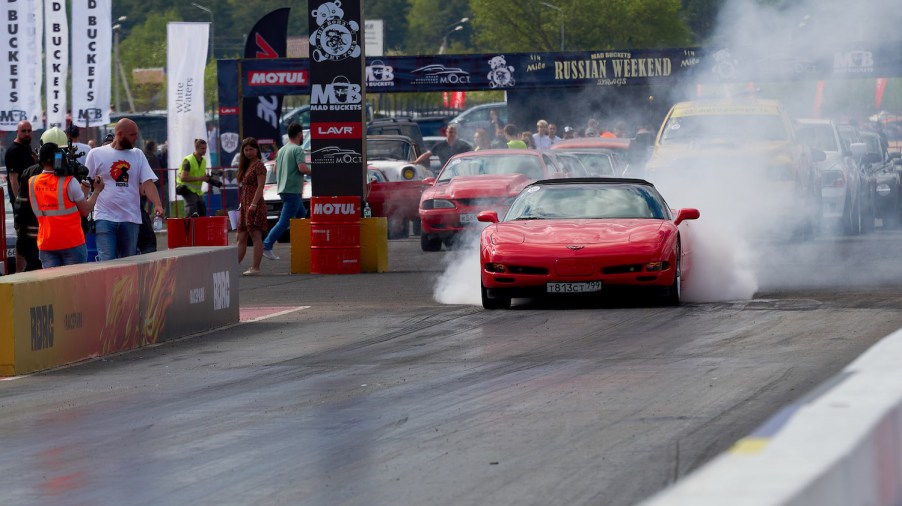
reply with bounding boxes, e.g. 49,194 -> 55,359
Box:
71,0 -> 111,128
241,8 -> 290,160
167,22 -> 209,198
44,0 -> 68,129
0,0 -> 41,131
308,0 -> 367,200
0,248 -> 239,376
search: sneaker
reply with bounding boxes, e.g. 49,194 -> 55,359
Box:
242,268 -> 261,276
262,249 -> 280,261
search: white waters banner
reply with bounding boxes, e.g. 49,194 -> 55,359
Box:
71,0 -> 111,128
167,22 -> 208,188
0,0 -> 41,131
45,0 -> 68,128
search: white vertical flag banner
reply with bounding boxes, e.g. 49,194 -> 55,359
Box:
33,0 -> 43,127
45,0 -> 68,129
71,0 -> 111,128
167,22 -> 209,196
0,0 -> 41,131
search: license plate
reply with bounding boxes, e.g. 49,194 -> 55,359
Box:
459,213 -> 477,224
546,281 -> 602,293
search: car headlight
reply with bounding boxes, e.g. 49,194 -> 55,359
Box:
402,166 -> 416,180
422,199 -> 455,210
821,170 -> 845,188
877,183 -> 892,197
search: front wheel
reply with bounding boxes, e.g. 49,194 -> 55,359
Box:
481,284 -> 511,310
421,234 -> 443,252
664,242 -> 681,306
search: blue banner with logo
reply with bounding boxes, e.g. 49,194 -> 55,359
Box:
228,42 -> 902,99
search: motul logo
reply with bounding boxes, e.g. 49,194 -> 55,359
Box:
314,203 -> 358,215
311,122 -> 361,139
248,71 -> 309,86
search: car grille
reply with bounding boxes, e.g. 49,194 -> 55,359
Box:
456,197 -> 506,208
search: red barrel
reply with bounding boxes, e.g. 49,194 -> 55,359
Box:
310,196 -> 360,274
167,217 -> 229,249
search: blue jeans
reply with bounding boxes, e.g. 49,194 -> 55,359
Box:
94,220 -> 140,261
264,193 -> 306,250
39,244 -> 88,268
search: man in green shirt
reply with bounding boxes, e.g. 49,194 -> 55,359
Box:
262,122 -> 310,260
504,124 -> 528,149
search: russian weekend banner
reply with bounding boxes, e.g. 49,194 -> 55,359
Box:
167,22 -> 209,197
44,0 -> 68,129
0,0 -> 41,131
71,0 -> 111,128
241,8 -> 290,160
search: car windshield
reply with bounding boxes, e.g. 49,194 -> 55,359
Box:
660,114 -> 788,144
438,154 -> 543,182
796,124 -> 839,152
506,184 -> 669,220
367,139 -> 414,161
567,152 -> 617,176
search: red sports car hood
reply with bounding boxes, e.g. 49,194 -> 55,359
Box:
491,220 -> 667,245
428,174 -> 533,199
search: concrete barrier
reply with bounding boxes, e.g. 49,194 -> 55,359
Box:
640,328 -> 902,506
0,247 -> 239,376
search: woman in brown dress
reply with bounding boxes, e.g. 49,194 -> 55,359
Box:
236,137 -> 268,275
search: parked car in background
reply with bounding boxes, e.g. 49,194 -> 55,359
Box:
855,130 -> 902,228
448,102 -> 507,144
418,149 -> 572,251
366,118 -> 424,150
551,137 -> 631,176
476,178 -> 700,309
796,118 -> 868,235
365,135 -> 432,238
412,115 -> 451,138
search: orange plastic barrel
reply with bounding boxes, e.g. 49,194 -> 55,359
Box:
310,196 -> 360,274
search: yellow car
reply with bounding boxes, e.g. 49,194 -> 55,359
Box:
645,97 -> 822,238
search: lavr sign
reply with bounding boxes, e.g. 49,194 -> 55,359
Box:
311,122 -> 361,139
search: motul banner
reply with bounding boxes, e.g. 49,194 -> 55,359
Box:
0,0 -> 41,131
166,22 -> 208,197
308,0 -> 366,201
242,8 -> 290,161
71,0 -> 111,128
44,0 -> 68,129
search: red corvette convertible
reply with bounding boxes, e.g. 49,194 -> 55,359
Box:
477,178 -> 700,309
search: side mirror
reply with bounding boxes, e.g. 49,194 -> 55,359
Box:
674,208 -> 700,225
422,177 -> 436,186
811,149 -> 827,162
477,210 -> 499,223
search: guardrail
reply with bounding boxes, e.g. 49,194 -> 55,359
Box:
639,328 -> 902,506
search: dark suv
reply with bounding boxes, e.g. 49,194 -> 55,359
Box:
366,118 -> 424,150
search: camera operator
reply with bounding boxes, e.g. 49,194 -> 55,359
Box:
177,138 -> 215,217
27,139 -> 105,268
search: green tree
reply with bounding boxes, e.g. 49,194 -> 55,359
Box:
470,0 -> 691,52
405,0 -> 472,54
118,9 -> 181,111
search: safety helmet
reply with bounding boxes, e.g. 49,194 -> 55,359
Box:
40,127 -> 68,146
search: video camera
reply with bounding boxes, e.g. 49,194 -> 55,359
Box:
52,139 -> 90,182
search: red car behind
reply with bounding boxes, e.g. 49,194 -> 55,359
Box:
418,149 -> 582,251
